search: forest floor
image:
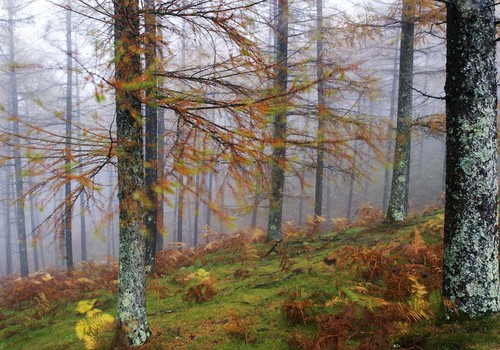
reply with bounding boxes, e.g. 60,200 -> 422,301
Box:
1,209 -> 500,350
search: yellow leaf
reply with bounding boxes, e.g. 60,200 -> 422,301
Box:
75,299 -> 97,315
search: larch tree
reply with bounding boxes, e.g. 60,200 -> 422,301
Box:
443,0 -> 500,317
113,0 -> 150,345
267,0 -> 289,241
386,0 -> 415,222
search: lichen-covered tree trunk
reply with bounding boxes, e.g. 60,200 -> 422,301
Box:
386,0 -> 415,222
114,0 -> 150,345
267,0 -> 288,241
443,0 -> 500,318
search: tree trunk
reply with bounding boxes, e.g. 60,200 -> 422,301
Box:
267,0 -> 288,241
386,0 -> 415,222
314,0 -> 325,219
177,177 -> 184,242
29,183 -> 39,272
63,0 -> 74,271
206,173 -> 213,227
193,174 -> 200,246
156,109 -> 165,251
443,0 -> 500,318
4,169 -> 13,275
8,0 -> 28,277
114,0 -> 150,345
325,179 -> 332,222
144,0 -> 159,271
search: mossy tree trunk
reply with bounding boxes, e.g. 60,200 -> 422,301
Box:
114,0 -> 150,345
443,0 -> 500,318
267,0 -> 288,241
386,0 -> 415,222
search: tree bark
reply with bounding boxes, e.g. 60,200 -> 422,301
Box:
386,0 -> 415,222
114,0 -> 150,345
443,0 -> 500,318
267,0 -> 288,241
313,0 -> 325,219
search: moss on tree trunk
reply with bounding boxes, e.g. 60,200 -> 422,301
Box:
444,0 -> 500,318
114,0 -> 151,345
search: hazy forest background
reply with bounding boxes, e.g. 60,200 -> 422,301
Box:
2,0 -> 500,349
0,0 -> 447,276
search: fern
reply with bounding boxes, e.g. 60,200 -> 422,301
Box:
75,299 -> 115,350
397,276 -> 432,323
76,299 -> 97,315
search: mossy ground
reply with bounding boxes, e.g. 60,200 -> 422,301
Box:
1,210 -> 499,349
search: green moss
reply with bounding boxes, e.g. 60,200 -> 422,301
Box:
3,211 -> 500,349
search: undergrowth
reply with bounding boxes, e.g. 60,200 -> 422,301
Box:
1,210 -> 498,350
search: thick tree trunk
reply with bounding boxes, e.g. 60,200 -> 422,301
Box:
386,0 -> 415,222
267,0 -> 288,241
144,0 -> 159,271
114,0 -> 150,345
443,0 -> 500,318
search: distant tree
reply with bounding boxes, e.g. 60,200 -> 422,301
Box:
313,0 -> 325,220
63,0 -> 74,271
443,0 -> 500,317
144,0 -> 159,272
386,0 -> 415,222
4,168 -> 13,275
7,0 -> 28,277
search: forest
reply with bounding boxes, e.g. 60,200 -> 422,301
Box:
0,0 -> 499,349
